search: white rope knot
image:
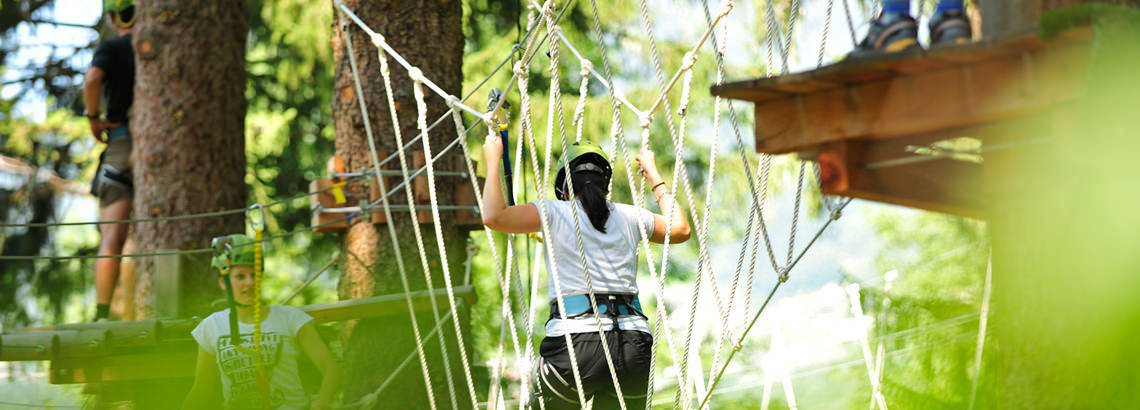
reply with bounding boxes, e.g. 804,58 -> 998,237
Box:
680,51 -> 698,72
538,0 -> 556,19
639,113 -> 653,129
369,32 -> 385,47
717,0 -> 735,18
513,61 -> 529,78
778,266 -> 790,283
407,67 -> 425,84
444,95 -> 461,108
579,60 -> 594,77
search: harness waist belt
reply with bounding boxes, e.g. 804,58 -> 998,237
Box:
549,293 -> 645,320
107,125 -> 130,141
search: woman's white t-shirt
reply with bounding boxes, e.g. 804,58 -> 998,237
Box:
529,199 -> 655,336
191,305 -> 313,410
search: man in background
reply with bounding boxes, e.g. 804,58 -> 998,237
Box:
85,0 -> 136,321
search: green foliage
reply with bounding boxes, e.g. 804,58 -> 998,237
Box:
845,210 -> 988,408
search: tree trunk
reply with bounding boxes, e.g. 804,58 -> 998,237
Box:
331,0 -> 469,407
130,0 -> 248,320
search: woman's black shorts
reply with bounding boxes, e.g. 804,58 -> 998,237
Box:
532,329 -> 653,409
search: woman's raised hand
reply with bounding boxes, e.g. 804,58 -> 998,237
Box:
483,129 -> 504,164
635,147 -> 662,183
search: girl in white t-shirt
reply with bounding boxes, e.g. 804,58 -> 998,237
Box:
182,234 -> 342,410
482,138 -> 691,409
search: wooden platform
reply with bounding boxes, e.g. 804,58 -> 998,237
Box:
711,27 -> 1094,218
0,286 -> 474,384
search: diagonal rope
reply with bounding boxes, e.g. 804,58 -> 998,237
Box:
626,1 -> 738,407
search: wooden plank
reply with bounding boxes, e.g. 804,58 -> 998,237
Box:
749,36 -> 1090,155
453,156 -> 484,230
56,329 -> 111,359
705,78 -> 789,102
311,178 -> 354,232
300,285 -> 476,324
0,332 -> 60,361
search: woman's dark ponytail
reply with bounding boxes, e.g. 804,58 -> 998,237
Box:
570,171 -> 611,233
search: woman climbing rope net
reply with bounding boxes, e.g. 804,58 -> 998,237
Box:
481,136 -> 691,409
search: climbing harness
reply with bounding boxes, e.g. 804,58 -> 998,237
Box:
549,293 -> 645,320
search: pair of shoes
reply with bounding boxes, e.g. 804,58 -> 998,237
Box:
847,9 -> 972,58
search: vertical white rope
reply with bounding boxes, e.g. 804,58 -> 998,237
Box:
410,74 -> 480,405
337,10 -> 439,408
573,61 -> 593,143
368,29 -> 461,410
516,56 -> 590,407
452,124 -> 533,410
539,9 -> 628,405
845,284 -> 888,410
967,251 -> 993,410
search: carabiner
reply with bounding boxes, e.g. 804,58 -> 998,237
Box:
247,203 -> 267,233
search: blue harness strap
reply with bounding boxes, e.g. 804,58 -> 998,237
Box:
550,293 -> 645,319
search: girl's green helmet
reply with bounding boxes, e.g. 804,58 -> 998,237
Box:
554,142 -> 612,200
210,234 -> 258,273
103,0 -> 133,13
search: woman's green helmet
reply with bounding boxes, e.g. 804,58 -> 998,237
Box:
554,142 -> 612,200
210,234 -> 258,273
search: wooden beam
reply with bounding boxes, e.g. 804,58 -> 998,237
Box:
817,138 -> 985,218
711,28 -> 1092,156
0,332 -> 60,361
3,286 -> 475,364
301,285 -> 475,323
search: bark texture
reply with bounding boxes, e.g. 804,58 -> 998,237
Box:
332,0 -> 471,407
130,0 -> 248,320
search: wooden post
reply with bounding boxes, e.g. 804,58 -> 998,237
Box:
153,251 -> 181,318
980,0 -> 1044,38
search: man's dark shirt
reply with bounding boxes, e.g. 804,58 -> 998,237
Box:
90,33 -> 134,124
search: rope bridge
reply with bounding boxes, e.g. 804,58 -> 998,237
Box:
0,0 -> 939,408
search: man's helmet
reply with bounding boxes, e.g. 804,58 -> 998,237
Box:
553,142 -> 612,200
103,0 -> 135,28
103,0 -> 134,13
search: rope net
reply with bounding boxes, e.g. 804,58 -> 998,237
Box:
329,0 -> 858,407
5,0 -> 864,408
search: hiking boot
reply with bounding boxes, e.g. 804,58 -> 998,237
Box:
929,9 -> 972,46
847,13 -> 921,59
